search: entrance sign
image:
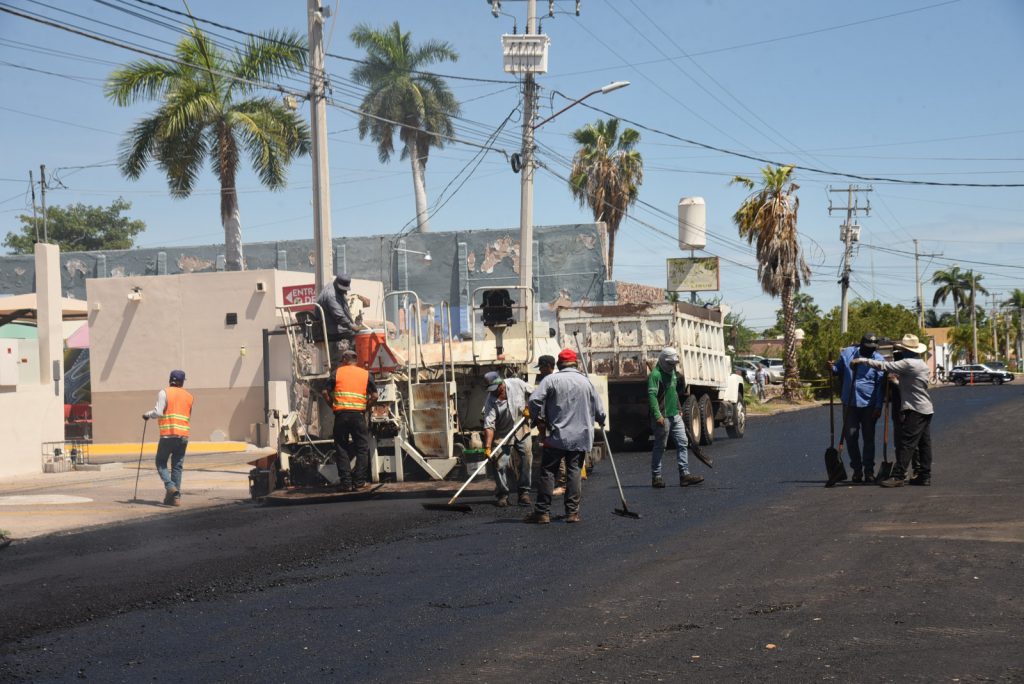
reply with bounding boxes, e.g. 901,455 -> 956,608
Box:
667,257 -> 720,292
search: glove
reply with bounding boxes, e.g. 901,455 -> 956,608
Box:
522,406 -> 530,418
850,358 -> 864,366
484,446 -> 491,459
142,413 -> 150,421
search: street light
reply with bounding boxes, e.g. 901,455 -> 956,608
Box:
393,247 -> 432,262
519,79 -> 630,297
532,81 -> 630,129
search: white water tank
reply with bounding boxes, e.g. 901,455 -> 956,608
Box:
678,197 -> 707,250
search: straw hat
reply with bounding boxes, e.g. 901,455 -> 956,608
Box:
894,333 -> 927,354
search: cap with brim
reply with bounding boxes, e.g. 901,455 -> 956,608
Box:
557,349 -> 577,364
534,355 -> 556,369
893,333 -> 927,354
484,371 -> 502,392
334,274 -> 351,291
169,369 -> 185,383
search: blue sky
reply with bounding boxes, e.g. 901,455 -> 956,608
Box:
2,0 -> 1022,330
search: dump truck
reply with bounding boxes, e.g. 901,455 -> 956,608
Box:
557,301 -> 745,451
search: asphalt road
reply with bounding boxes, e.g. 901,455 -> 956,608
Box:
2,383 -> 1022,682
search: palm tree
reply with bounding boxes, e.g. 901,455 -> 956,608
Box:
106,27 -> 310,271
924,308 -> 954,328
961,269 -> 988,362
350,22 -> 460,234
568,118 -> 643,280
730,165 -> 810,401
931,265 -> 968,326
1002,288 -> 1024,370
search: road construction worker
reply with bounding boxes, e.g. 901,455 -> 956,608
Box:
316,274 -> 359,367
531,355 -> 566,495
482,371 -> 533,508
143,369 -> 194,506
830,332 -> 886,483
524,349 -> 606,525
851,334 -> 934,487
649,347 -> 704,488
321,350 -> 377,492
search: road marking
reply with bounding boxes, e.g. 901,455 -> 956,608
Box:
0,494 -> 94,505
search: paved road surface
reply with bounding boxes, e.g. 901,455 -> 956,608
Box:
2,384 -> 1022,682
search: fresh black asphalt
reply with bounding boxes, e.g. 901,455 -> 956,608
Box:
2,383 -> 1022,682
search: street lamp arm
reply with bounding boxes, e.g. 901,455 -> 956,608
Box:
533,81 -> 629,130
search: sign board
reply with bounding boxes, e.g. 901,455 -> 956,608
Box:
666,257 -> 720,292
282,283 -> 316,311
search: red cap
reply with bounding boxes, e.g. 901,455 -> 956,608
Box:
557,348 -> 577,363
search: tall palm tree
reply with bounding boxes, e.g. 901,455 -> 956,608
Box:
931,265 -> 967,326
568,118 -> 643,280
350,22 -> 460,234
106,27 -> 310,271
730,164 -> 810,401
963,269 -> 988,362
1002,288 -> 1024,370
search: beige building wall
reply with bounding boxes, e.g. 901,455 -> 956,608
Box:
0,244 -> 65,478
87,270 -> 383,443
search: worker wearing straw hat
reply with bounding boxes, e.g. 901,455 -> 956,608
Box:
851,334 -> 934,487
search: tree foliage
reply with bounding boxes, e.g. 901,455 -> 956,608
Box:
724,311 -> 758,354
569,117 -> 643,280
762,292 -> 821,337
350,21 -> 460,234
798,299 -> 923,383
4,198 -> 145,254
106,27 -> 310,270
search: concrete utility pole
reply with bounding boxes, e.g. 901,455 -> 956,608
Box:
307,0 -> 333,294
28,170 -> 39,243
39,164 -> 48,243
991,292 -> 1001,360
969,272 -> 979,363
828,185 -> 871,333
518,0 -> 539,295
913,239 -> 941,330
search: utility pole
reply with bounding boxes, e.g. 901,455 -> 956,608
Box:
28,170 -> 39,243
969,272 -> 979,363
913,239 -> 941,330
828,185 -> 871,333
307,0 -> 333,294
39,164 -> 48,243
1004,307 -> 1011,361
518,0 -> 538,296
990,292 -> 1000,361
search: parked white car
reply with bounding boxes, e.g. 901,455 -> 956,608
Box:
759,358 -> 784,384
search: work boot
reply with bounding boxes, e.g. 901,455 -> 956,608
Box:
564,511 -> 582,524
851,470 -> 863,484
517,492 -> 532,507
879,476 -> 906,488
908,475 -> 931,486
350,481 -> 370,492
863,471 -> 876,484
171,495 -> 181,507
163,487 -> 178,506
652,475 -> 666,489
680,473 -> 704,487
495,495 -> 510,508
523,511 -> 550,524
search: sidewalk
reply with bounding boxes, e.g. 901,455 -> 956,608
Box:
0,446 -> 268,540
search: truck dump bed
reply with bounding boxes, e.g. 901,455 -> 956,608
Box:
558,302 -> 731,389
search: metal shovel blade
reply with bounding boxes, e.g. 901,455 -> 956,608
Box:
422,502 -> 473,513
614,506 -> 641,519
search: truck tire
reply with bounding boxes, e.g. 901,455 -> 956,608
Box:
697,394 -> 714,446
682,394 -> 701,446
726,397 -> 746,438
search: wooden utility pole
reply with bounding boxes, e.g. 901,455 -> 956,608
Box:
828,185 -> 871,333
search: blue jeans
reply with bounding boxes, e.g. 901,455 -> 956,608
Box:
488,436 -> 532,497
155,436 -> 188,495
651,414 -> 689,476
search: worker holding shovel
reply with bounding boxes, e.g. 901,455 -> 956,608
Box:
523,349 -> 606,525
481,371 -> 534,508
142,370 -> 193,507
649,347 -> 704,488
829,333 -> 886,483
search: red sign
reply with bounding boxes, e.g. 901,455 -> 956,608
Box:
282,283 -> 316,310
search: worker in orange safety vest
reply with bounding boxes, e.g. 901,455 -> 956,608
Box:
143,369 -> 194,506
321,350 -> 378,492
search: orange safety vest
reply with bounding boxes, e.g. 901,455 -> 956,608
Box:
159,386 -> 194,437
333,365 -> 369,412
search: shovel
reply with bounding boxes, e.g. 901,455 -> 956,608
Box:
422,416 -> 528,513
876,386 -> 893,482
824,379 -> 848,488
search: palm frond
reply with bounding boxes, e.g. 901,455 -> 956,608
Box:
105,60 -> 181,106
117,115 -> 163,179
230,30 -> 307,95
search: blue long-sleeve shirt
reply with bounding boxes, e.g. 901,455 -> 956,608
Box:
832,346 -> 885,409
528,368 -> 606,452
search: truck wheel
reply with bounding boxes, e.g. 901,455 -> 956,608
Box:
697,394 -> 714,446
682,395 -> 701,446
726,397 -> 746,438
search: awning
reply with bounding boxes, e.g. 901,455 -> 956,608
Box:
0,293 -> 88,326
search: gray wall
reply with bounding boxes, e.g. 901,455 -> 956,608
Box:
0,224 -> 613,336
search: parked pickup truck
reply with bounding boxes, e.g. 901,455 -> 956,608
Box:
557,301 -> 746,450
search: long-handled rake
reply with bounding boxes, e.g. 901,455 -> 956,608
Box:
131,419 -> 148,502
572,331 -> 640,519
422,415 -> 528,513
